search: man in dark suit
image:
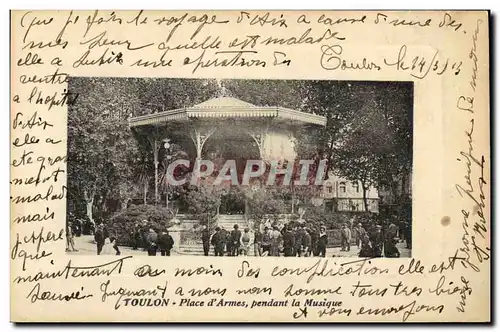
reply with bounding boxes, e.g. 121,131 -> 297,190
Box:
94,223 -> 105,255
317,226 -> 328,257
282,224 -> 295,257
201,225 -> 211,256
230,224 -> 242,256
211,227 -> 226,257
158,229 -> 174,256
146,228 -> 158,256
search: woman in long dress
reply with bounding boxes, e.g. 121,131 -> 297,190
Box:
101,237 -> 115,255
358,231 -> 373,258
239,228 -> 252,256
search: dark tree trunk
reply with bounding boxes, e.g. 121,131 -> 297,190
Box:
361,179 -> 369,212
84,189 -> 95,226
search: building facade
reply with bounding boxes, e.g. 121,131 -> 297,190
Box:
321,173 -> 379,213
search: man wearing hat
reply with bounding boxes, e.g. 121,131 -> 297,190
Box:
230,224 -> 242,257
146,227 -> 158,256
201,224 -> 211,256
301,226 -> 312,257
261,226 -> 271,256
269,225 -> 282,257
340,223 -> 351,252
384,222 -> 400,258
211,227 -> 226,256
132,223 -> 142,250
355,223 -> 366,249
317,225 -> 328,257
94,223 -> 105,255
282,224 -> 295,257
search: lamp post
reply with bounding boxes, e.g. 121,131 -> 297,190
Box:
144,102 -> 164,206
164,139 -> 172,210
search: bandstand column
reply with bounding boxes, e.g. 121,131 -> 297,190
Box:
246,122 -> 269,161
189,124 -> 217,161
153,139 -> 159,204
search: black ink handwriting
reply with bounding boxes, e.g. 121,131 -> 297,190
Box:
27,283 -> 93,303
134,264 -> 166,277
13,256 -> 131,284
80,30 -> 154,51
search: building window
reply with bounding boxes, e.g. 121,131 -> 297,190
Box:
339,182 -> 346,193
352,182 -> 359,193
326,184 -> 333,193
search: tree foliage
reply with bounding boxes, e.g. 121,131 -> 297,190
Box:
301,81 -> 413,211
221,79 -> 306,109
67,77 -> 218,222
177,184 -> 222,230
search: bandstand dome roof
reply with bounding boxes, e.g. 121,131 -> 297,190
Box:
128,96 -> 326,127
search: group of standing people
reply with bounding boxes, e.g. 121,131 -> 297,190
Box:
200,219 -> 409,258
202,223 -> 329,257
94,223 -> 121,255
131,222 -> 175,256
205,224 -> 253,257
278,224 -> 329,257
355,222 -> 403,258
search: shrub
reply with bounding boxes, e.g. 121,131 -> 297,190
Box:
246,189 -> 288,228
105,204 -> 174,246
298,207 -> 349,229
177,184 -> 221,230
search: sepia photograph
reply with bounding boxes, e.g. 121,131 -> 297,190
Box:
66,78 -> 413,259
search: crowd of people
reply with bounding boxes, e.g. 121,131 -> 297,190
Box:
66,214 -> 411,258
200,219 -> 411,258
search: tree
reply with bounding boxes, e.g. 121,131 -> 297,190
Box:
221,79 -> 306,109
68,77 -> 144,223
134,152 -> 153,205
373,82 -> 413,203
300,81 -> 413,212
67,77 -> 221,223
301,81 -> 373,173
135,78 -> 220,115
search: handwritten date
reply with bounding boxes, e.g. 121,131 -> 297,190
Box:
384,45 -> 462,79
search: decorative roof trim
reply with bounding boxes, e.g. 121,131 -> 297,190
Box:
129,105 -> 326,127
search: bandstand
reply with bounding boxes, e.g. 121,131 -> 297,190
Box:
128,96 -> 326,254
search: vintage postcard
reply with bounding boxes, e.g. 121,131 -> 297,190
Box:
10,10 -> 490,322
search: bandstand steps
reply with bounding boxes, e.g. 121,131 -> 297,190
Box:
215,215 -> 250,230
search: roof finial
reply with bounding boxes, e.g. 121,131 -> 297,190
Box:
216,79 -> 228,97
